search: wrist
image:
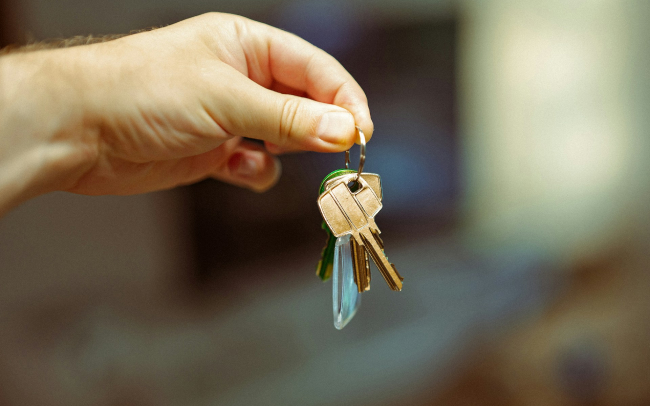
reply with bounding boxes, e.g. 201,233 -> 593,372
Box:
0,50 -> 99,214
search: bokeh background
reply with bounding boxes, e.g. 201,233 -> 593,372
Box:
1,1 -> 650,405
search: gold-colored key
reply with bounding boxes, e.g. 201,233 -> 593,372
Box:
321,171 -> 381,292
350,237 -> 370,292
318,176 -> 403,291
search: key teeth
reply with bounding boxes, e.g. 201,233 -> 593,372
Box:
388,265 -> 403,291
371,229 -> 385,250
392,264 -> 404,282
351,238 -> 369,293
388,279 -> 402,291
359,230 -> 403,291
357,283 -> 370,293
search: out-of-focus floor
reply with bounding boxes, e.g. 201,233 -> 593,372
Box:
0,191 -> 557,406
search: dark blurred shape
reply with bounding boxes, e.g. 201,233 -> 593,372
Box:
558,343 -> 607,403
270,0 -> 362,56
0,0 -> 20,47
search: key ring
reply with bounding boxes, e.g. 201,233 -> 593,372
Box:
344,126 -> 366,181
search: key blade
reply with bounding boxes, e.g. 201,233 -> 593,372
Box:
371,228 -> 384,250
351,238 -> 370,292
357,228 -> 403,291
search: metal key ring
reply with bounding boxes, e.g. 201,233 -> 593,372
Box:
344,126 -> 366,181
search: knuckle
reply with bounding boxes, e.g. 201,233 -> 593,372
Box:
279,97 -> 302,144
199,12 -> 248,27
200,11 -> 222,22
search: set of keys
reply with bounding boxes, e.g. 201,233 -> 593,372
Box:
316,127 -> 403,329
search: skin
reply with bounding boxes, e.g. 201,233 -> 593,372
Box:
0,13 -> 373,217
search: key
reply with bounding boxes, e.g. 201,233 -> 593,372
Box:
316,170 -> 380,290
350,236 -> 370,292
324,172 -> 380,291
318,176 -> 404,291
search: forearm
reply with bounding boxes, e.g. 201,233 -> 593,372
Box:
0,50 -> 98,216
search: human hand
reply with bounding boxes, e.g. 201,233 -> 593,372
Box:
0,13 -> 372,208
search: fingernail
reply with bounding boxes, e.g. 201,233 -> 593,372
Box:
317,112 -> 354,144
234,153 -> 260,177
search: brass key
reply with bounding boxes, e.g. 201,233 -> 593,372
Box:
318,176 -> 403,291
322,171 -> 382,292
317,171 -> 380,291
350,237 -> 370,292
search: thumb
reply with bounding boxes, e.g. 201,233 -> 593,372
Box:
213,74 -> 357,152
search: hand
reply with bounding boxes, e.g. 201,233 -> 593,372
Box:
0,13 -> 373,212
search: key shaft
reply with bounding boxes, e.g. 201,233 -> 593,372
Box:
356,228 -> 403,291
350,237 -> 370,292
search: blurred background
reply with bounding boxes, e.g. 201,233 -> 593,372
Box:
1,0 -> 649,405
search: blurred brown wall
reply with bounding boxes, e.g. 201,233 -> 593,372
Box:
0,0 -> 25,46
